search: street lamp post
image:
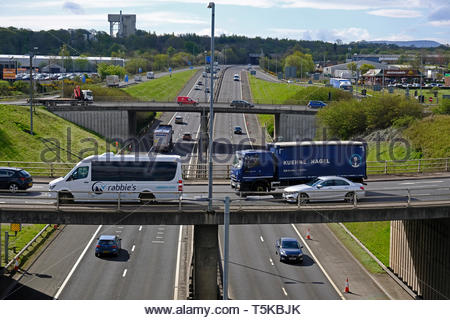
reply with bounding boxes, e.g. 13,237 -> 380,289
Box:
29,47 -> 38,135
207,2 -> 215,213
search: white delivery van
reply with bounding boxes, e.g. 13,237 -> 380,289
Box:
146,71 -> 154,79
49,153 -> 183,203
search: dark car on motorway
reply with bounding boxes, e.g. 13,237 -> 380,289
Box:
182,132 -> 192,141
275,237 -> 303,263
234,126 -> 242,134
230,100 -> 254,108
95,235 -> 121,257
0,167 -> 33,193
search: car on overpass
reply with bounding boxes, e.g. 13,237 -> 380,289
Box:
282,176 -> 365,204
177,96 -> 198,106
230,100 -> 254,108
275,237 -> 303,263
307,100 -> 327,108
182,132 -> 192,141
95,235 -> 121,257
0,167 -> 33,193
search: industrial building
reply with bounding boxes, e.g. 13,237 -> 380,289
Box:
108,11 -> 136,38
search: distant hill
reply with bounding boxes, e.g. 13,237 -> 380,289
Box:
368,40 -> 443,48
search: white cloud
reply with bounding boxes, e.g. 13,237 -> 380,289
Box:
429,20 -> 450,27
368,9 -> 422,18
268,27 -> 371,43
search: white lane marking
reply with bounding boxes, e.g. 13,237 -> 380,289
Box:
260,236 -> 264,242
131,245 -> 135,252
157,231 -> 164,234
282,287 -> 288,296
415,194 -> 432,196
173,225 -> 183,300
156,236 -> 164,239
118,226 -> 124,228
0,201 -> 5,204
122,269 -> 127,277
422,180 -> 444,183
116,230 -> 122,233
54,225 -> 103,299
138,226 -> 142,231
158,227 -> 165,230
400,182 -> 415,185
269,258 -> 274,266
152,240 -> 165,244
291,224 -> 346,300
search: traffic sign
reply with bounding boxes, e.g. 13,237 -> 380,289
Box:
169,67 -> 172,72
429,97 -> 433,102
124,74 -> 128,82
10,223 -> 21,232
138,67 -> 142,73
82,75 -> 86,83
206,56 -> 211,63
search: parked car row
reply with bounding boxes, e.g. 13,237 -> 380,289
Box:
15,72 -> 98,81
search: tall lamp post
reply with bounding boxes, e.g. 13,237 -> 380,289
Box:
29,47 -> 38,135
207,2 -> 215,213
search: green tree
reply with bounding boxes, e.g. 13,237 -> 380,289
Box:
359,63 -> 375,75
284,51 -> 314,78
97,63 -> 126,79
125,57 -> 148,74
59,44 -> 72,72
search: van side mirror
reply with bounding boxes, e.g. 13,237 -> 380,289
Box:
316,184 -> 322,189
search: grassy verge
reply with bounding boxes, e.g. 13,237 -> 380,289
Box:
124,69 -> 197,101
328,223 -> 388,273
0,105 -> 112,166
0,224 -> 54,268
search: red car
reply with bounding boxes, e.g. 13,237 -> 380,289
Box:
177,96 -> 198,106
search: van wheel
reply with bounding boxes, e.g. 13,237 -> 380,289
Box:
139,192 -> 156,204
344,192 -> 355,203
59,191 -> 74,204
9,183 -> 19,193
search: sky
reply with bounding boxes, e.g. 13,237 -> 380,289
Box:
1,0 -> 450,45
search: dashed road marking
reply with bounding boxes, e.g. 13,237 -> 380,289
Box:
269,258 -> 274,266
138,226 -> 142,231
260,236 -> 264,242
156,236 -> 164,239
131,245 -> 135,252
152,240 -> 165,244
122,269 -> 127,277
282,287 -> 288,296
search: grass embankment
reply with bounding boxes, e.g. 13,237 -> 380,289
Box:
248,75 -> 352,136
328,222 -> 389,272
0,105 -> 113,268
124,70 -> 198,132
124,69 -> 197,101
0,224 -> 55,269
0,105 -> 111,166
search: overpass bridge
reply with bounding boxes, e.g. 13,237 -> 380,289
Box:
45,101 -> 316,143
1,190 -> 449,300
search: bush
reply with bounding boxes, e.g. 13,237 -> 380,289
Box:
317,95 -> 424,139
13,80 -> 30,94
0,80 -> 11,95
97,63 -> 126,80
433,98 -> 450,115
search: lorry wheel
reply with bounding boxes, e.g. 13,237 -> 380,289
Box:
344,192 -> 355,203
298,193 -> 309,204
255,184 -> 267,193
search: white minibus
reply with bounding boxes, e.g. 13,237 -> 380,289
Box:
49,153 -> 183,203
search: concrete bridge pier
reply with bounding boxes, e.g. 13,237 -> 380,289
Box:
390,218 -> 450,299
199,110 -> 209,162
193,225 -> 219,299
276,113 -> 317,141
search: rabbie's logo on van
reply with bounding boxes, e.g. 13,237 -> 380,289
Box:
92,182 -> 137,194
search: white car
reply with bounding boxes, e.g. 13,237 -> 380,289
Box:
282,176 -> 365,203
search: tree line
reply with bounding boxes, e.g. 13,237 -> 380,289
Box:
1,27 -> 449,74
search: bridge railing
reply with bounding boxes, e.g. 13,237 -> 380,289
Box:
1,186 -> 449,212
1,157 -> 449,179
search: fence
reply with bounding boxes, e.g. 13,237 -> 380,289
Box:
1,157 -> 449,180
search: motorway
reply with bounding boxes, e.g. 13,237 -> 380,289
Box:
3,65 -> 431,300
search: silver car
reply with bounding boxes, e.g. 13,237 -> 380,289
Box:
282,176 -> 365,203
